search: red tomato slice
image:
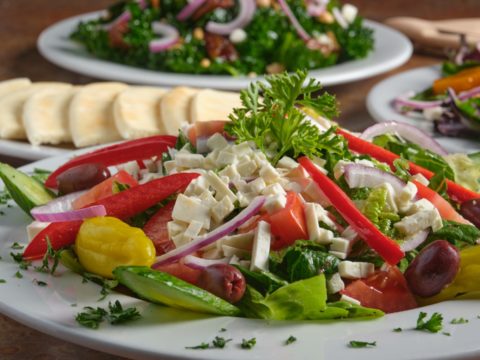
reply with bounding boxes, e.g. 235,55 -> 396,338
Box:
72,170 -> 138,209
341,266 -> 418,313
154,262 -> 202,286
413,180 -> 469,224
143,201 -> 176,255
266,191 -> 308,250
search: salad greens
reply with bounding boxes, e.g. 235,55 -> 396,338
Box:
71,0 -> 373,76
362,186 -> 400,236
415,312 -> 443,333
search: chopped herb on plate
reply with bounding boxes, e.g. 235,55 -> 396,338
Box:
416,312 -> 443,333
348,340 -> 376,348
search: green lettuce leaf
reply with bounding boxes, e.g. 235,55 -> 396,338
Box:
234,265 -> 288,296
362,187 -> 400,236
426,220 -> 480,249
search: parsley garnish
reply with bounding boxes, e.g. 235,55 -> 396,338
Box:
14,271 -> 23,279
450,317 -> 469,324
348,341 -> 376,348
185,342 -> 210,350
11,242 -> 24,250
443,332 -> 451,336
285,336 -> 297,345
219,328 -> 227,332
241,338 -> 256,349
393,328 -> 402,332
0,279 -> 6,284
34,279 -> 48,287
35,238 -> 60,275
212,336 -> 232,349
75,301 -> 140,329
225,70 -> 342,165
415,312 -> 443,333
10,252 -> 31,270
82,272 -> 118,301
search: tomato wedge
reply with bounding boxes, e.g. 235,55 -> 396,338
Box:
72,170 -> 138,209
265,191 -> 308,250
143,201 -> 176,255
341,266 -> 418,313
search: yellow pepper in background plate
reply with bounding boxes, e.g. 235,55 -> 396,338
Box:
75,216 -> 156,278
419,245 -> 480,305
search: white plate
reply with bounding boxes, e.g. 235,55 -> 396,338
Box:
0,139 -> 70,161
366,65 -> 480,154
37,12 -> 412,90
1,153 -> 480,360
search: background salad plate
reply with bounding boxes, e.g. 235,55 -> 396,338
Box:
1,152 -> 480,360
366,65 -> 480,154
37,12 -> 412,90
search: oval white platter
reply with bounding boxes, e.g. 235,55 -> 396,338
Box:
1,151 -> 480,360
367,65 -> 480,154
37,12 -> 412,90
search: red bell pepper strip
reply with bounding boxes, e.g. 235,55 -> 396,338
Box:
336,129 -> 480,203
298,156 -> 404,265
44,135 -> 177,189
23,173 -> 199,260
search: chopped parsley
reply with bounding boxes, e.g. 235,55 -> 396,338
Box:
393,328 -> 402,332
241,338 -> 256,350
415,312 -> 443,333
10,252 -> 31,270
219,328 -> 227,332
0,279 -> 6,284
34,279 -> 48,287
34,238 -> 61,275
443,332 -> 451,336
82,272 -> 119,301
185,342 -> 210,350
450,317 -> 469,324
14,271 -> 23,279
212,336 -> 232,349
285,336 -> 297,345
75,301 -> 141,329
10,242 -> 24,250
348,340 -> 376,348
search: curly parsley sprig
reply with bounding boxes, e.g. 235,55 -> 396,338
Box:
225,70 -> 345,165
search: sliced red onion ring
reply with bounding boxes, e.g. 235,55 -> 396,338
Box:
103,0 -> 147,30
361,121 -> 448,156
400,230 -> 429,252
177,0 -> 208,21
278,0 -> 311,41
183,255 -> 230,270
332,7 -> 348,29
205,0 -> 256,35
149,22 -> 180,53
306,0 -> 327,17
31,191 -> 106,222
153,196 -> 265,267
344,163 -> 407,194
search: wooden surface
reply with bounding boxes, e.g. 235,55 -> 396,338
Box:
0,1 -> 479,359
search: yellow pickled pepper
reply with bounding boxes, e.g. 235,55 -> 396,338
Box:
75,216 -> 156,278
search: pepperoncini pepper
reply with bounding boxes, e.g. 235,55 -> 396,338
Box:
75,217 -> 156,278
419,245 -> 480,305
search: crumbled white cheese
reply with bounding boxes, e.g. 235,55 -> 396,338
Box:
236,159 -> 258,177
327,273 -> 345,294
263,194 -> 287,214
206,171 -> 237,202
423,106 -> 444,121
175,153 -> 205,168
396,181 -> 418,213
167,220 -> 186,239
206,133 -> 229,150
184,220 -> 203,238
229,28 -> 247,43
341,3 -> 358,23
211,196 -> 235,223
259,163 -> 280,184
330,237 -> 350,253
338,261 -> 375,279
411,173 -> 430,186
394,208 -> 443,235
250,221 -> 271,271
249,177 -> 267,195
172,194 -> 210,229
262,183 -> 286,196
277,156 -> 299,169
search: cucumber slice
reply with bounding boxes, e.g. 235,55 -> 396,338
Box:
114,266 -> 241,316
0,163 -> 53,216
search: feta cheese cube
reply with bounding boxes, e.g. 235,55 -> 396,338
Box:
284,181 -> 303,193
327,273 -> 345,294
229,28 -> 247,43
314,203 -> 336,228
394,208 -> 443,235
232,142 -> 253,156
396,181 -> 418,213
341,3 -> 358,23
262,183 -> 286,196
216,150 -> 237,166
27,221 -> 51,242
263,194 -> 287,214
184,220 -> 203,238
174,153 -> 205,168
206,171 -> 237,202
171,233 -> 190,248
277,156 -> 298,169
250,221 -> 271,271
340,294 -> 361,306
423,106 -> 444,122
411,173 -> 430,186
237,191 -> 255,207
329,251 -> 347,259
211,196 -> 235,223
330,237 -> 350,253
220,232 -> 255,250
338,261 -> 375,279
248,177 -> 266,194
219,165 -> 241,181
172,194 -> 210,229
406,198 -> 435,215
207,133 -> 229,150
302,180 -> 330,206
198,190 -> 218,208
167,220 -> 186,239
163,160 -> 177,174
222,244 -> 250,258
259,163 -> 280,184
236,159 -> 258,177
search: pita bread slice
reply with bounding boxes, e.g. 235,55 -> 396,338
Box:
190,89 -> 242,123
113,86 -> 167,139
159,87 -> 199,135
23,86 -> 80,146
69,82 -> 128,147
0,78 -> 31,99
0,82 -> 71,140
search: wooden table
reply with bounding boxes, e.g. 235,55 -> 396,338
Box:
0,1 -> 478,359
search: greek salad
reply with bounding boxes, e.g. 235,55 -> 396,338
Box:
2,71 -> 480,324
71,0 -> 373,76
393,39 -> 480,138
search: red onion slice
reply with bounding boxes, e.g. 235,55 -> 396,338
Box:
205,0 -> 256,35
344,163 -> 407,194
177,0 -> 208,21
184,255 -> 230,270
278,0 -> 311,41
393,92 -> 444,111
103,0 -> 147,30
153,196 -> 265,267
361,121 -> 448,156
399,230 -> 429,252
31,191 -> 107,222
149,22 -> 180,53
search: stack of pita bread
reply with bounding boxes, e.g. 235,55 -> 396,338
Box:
0,78 -> 242,148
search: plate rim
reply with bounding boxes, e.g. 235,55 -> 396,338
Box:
37,11 -> 412,90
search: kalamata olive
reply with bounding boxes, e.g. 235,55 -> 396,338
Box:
460,199 -> 480,229
56,163 -> 111,194
197,264 -> 246,303
404,240 -> 460,297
